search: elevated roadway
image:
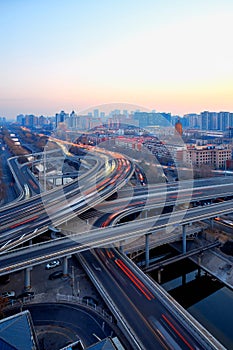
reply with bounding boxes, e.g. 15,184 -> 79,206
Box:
3,139 -> 233,253
94,180 -> 233,228
78,247 -> 225,349
143,241 -> 220,273
0,154 -> 134,251
1,198 -> 233,275
95,177 -> 233,226
1,146 -> 232,349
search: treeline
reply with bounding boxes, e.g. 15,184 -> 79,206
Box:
0,158 -> 6,202
2,127 -> 29,162
8,125 -> 49,152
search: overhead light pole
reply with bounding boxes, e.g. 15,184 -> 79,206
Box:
43,145 -> 48,191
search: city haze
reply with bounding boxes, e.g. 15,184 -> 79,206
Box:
1,0 -> 233,119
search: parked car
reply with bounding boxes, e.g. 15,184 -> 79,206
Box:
1,291 -> 15,299
49,271 -> 63,280
45,259 -> 61,270
17,291 -> 35,300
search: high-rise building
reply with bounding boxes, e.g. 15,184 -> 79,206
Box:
209,112 -> 218,130
199,111 -> 233,132
183,113 -> 200,128
55,110 -> 68,128
25,114 -> 37,128
94,109 -> 99,118
218,112 -> 230,131
68,110 -> 78,129
200,111 -> 210,130
16,114 -> 25,125
0,117 -> 6,125
38,115 -> 46,127
133,112 -> 171,128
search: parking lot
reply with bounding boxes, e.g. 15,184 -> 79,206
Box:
0,254 -> 106,308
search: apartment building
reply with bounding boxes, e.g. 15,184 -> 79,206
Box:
184,145 -> 232,168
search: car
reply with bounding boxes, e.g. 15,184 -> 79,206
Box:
17,291 -> 35,300
1,291 -> 15,299
48,271 -> 63,280
45,259 -> 61,270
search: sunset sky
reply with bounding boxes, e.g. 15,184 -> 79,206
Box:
1,0 -> 233,119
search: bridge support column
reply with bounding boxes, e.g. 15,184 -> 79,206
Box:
158,268 -> 163,284
63,256 -> 69,276
182,224 -> 187,254
198,253 -> 202,265
24,267 -> 32,291
119,241 -> 124,254
196,252 -> 203,278
144,210 -> 148,219
145,233 -> 150,268
210,218 -> 214,230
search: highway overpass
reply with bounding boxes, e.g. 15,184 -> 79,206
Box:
1,198 -> 233,275
0,153 -> 134,252
1,142 -> 232,349
78,247 -> 225,349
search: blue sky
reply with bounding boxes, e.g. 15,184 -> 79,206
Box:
1,0 -> 233,118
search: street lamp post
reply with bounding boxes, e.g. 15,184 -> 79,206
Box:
43,146 -> 47,191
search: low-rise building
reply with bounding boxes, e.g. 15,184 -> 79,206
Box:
184,145 -> 232,168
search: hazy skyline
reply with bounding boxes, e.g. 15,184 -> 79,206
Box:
1,0 -> 233,119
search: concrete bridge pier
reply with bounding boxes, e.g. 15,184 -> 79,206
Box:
198,252 -> 202,266
119,240 -> 125,254
182,224 -> 187,254
197,253 -> 203,278
210,218 -> 214,230
63,255 -> 71,276
158,267 -> 164,284
145,233 -> 151,268
24,267 -> 33,290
